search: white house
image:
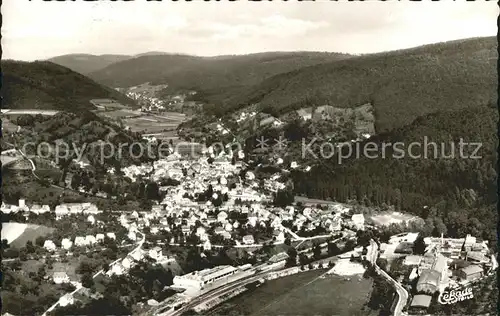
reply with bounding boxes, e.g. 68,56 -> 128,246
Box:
247,215 -> 258,227
271,217 -> 282,229
74,236 -> 86,247
217,211 -> 228,223
130,249 -> 144,262
122,257 -> 133,270
53,271 -> 70,284
187,215 -> 198,227
44,240 -> 57,252
68,204 -> 83,215
216,231 -> 229,239
351,214 -> 365,230
181,225 -> 190,234
61,238 -> 73,250
128,231 -> 137,241
203,239 -> 212,251
196,226 -> 206,237
87,215 -> 96,225
30,204 -> 50,214
106,232 -> 116,240
129,222 -> 138,232
107,263 -> 125,276
55,205 -> 70,219
148,247 -> 163,261
95,234 -> 105,243
329,217 -> 342,231
302,208 -> 314,218
59,294 -> 74,307
275,231 -> 285,243
85,235 -> 97,245
242,235 -> 255,245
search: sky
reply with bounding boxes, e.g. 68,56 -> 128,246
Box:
2,0 -> 498,61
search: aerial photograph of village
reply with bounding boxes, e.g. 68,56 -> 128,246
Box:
1,1 -> 498,316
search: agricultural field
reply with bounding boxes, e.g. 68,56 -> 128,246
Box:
123,114 -> 184,133
127,82 -> 168,95
294,196 -> 340,205
206,269 -> 374,316
90,99 -> 128,110
2,222 -> 55,247
369,211 -> 421,227
97,109 -> 140,119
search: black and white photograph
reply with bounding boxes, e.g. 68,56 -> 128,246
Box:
1,1 -> 498,316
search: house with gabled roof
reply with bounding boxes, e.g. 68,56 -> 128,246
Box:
74,236 -> 86,247
95,234 -> 105,243
85,235 -> 96,245
53,271 -> 70,284
44,240 -> 56,252
61,238 -> 73,250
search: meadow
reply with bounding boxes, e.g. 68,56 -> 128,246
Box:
207,269 -> 374,316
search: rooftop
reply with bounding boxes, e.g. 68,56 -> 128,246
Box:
178,265 -> 238,282
431,254 -> 448,273
404,255 -> 422,266
461,265 -> 483,275
53,271 -> 68,278
417,269 -> 441,287
410,294 -> 432,308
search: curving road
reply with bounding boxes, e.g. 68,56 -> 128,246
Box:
370,239 -> 409,316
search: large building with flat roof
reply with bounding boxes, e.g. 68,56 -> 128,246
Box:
459,265 -> 483,282
173,265 -> 238,290
409,294 -> 432,311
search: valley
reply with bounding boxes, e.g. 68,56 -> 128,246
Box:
1,32 -> 497,316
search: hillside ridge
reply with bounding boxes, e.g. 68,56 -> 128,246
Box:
1,60 -> 136,111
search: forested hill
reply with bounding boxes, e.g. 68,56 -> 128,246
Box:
1,60 -> 136,111
47,54 -> 131,74
88,51 -> 351,91
230,36 -> 497,132
292,104 -> 497,242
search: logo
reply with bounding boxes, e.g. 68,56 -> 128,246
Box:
438,287 -> 474,305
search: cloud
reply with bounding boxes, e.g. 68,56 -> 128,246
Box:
195,15 -> 329,41
1,0 -> 497,60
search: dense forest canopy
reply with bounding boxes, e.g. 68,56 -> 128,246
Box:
1,60 -> 136,111
229,37 -> 497,132
292,105 -> 497,244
